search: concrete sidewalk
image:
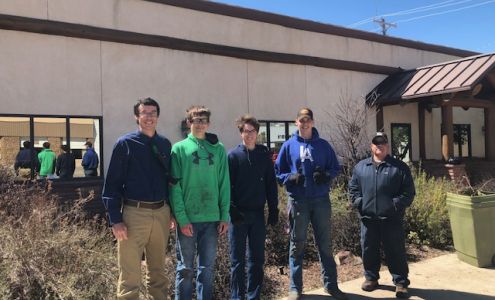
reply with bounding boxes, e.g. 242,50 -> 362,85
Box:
280,254 -> 495,300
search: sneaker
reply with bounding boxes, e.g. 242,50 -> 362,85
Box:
324,287 -> 349,300
288,290 -> 301,300
395,285 -> 409,298
361,279 -> 379,292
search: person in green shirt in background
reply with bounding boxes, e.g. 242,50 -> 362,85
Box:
38,142 -> 56,178
170,105 -> 230,300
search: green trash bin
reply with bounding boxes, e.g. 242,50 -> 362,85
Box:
446,192 -> 495,267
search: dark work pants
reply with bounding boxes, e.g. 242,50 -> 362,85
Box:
360,217 -> 410,287
228,210 -> 266,300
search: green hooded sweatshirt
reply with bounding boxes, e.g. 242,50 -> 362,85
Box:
170,133 -> 230,228
38,149 -> 56,176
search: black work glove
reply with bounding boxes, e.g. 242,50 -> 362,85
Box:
287,168 -> 305,186
267,208 -> 279,226
313,166 -> 330,185
230,206 -> 245,225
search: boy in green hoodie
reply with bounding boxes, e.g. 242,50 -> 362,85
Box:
170,105 -> 230,300
38,142 -> 56,178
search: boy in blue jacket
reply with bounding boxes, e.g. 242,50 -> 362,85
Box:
275,108 -> 347,300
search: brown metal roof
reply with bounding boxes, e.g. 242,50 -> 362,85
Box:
367,53 -> 495,106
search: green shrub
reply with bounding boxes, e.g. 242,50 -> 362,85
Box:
404,168 -> 455,249
330,183 -> 361,255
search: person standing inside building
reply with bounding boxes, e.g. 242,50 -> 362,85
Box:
14,140 -> 39,178
56,144 -> 75,179
102,97 -> 173,299
275,108 -> 347,300
82,141 -> 99,177
349,132 -> 415,299
170,105 -> 230,300
228,114 -> 278,300
38,142 -> 56,179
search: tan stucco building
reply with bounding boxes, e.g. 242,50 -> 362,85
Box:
1,0 -> 491,177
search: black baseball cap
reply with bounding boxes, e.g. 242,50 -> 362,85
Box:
372,132 -> 388,145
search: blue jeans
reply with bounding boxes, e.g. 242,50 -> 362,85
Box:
288,196 -> 338,293
228,210 -> 266,300
175,222 -> 219,300
360,217 -> 410,287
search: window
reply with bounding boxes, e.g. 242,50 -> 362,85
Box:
0,114 -> 102,180
258,120 -> 296,153
391,123 -> 412,163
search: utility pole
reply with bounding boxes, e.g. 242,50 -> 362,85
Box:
373,17 -> 396,36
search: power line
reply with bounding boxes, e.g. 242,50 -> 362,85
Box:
348,0 -> 473,28
395,0 -> 495,23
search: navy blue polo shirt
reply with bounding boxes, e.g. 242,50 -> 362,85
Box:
102,130 -> 171,225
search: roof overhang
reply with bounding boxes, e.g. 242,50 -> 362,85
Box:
367,53 -> 495,107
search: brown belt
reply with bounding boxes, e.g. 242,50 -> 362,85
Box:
124,199 -> 165,210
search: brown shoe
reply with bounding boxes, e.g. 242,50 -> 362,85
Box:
361,279 -> 379,292
395,285 -> 409,298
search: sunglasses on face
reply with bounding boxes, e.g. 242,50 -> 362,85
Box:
191,117 -> 209,125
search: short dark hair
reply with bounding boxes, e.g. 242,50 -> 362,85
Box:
84,141 -> 93,148
22,141 -> 31,148
61,145 -> 70,152
186,105 -> 211,121
134,97 -> 160,117
236,114 -> 260,133
43,142 -> 50,149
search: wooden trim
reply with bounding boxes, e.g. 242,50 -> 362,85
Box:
376,106 -> 384,132
0,14 -> 399,75
485,106 -> 495,161
418,102 -> 426,160
146,0 -> 478,58
441,105 -> 454,161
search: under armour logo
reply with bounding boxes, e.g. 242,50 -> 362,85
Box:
192,151 -> 214,165
300,146 -> 313,162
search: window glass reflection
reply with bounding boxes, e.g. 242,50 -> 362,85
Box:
34,118 -> 66,179
71,118 -> 100,177
0,117 -> 31,178
257,122 -> 268,146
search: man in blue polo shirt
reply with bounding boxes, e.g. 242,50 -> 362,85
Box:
103,97 -> 174,299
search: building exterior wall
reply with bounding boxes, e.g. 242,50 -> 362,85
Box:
0,1 -> 477,171
1,0 -> 460,69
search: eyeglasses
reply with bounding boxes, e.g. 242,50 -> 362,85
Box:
191,118 -> 209,125
139,111 -> 158,118
242,129 -> 258,135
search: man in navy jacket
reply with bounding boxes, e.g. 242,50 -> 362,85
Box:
102,98 -> 173,299
228,114 -> 278,300
349,132 -> 415,299
275,108 -> 347,300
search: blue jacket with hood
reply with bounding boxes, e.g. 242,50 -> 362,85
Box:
275,128 -> 340,199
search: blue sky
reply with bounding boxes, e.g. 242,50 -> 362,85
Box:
213,0 -> 495,53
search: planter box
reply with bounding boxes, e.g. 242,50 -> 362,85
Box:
446,192 -> 495,267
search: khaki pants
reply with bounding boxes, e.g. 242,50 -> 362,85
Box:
117,204 -> 171,300
17,168 -> 31,179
